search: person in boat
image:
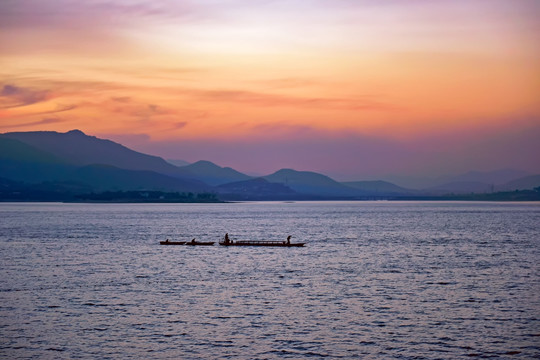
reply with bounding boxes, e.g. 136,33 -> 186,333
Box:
224,233 -> 230,244
166,239 -> 170,243
287,235 -> 291,245
191,238 -> 196,244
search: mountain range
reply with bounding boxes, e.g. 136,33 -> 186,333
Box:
1,130 -> 539,201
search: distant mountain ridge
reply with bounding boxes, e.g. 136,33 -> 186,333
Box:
2,130 -> 196,180
0,133 -> 209,193
1,129 -> 538,201
1,129 -> 252,186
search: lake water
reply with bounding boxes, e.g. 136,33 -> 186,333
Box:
0,201 -> 539,359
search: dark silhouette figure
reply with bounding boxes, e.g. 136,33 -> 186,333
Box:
191,238 -> 196,244
224,233 -> 230,244
287,235 -> 291,244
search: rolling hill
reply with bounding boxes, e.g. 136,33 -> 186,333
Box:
0,136 -> 210,194
178,160 -> 252,186
2,130 -> 183,176
263,169 -> 360,197
1,130 -> 251,187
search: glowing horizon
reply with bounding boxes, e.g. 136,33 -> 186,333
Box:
1,0 -> 539,180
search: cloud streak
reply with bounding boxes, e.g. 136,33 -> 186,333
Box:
184,88 -> 396,111
1,117 -> 64,129
0,84 -> 49,109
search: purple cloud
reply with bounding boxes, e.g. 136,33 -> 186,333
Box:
173,122 -> 188,129
0,84 -> 48,108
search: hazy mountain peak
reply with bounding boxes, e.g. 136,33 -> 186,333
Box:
189,160 -> 221,169
188,160 -> 240,173
264,168 -> 358,196
271,168 -> 324,177
66,129 -> 86,136
267,168 -> 338,183
179,160 -> 251,186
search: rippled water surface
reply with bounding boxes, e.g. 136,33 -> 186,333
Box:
1,201 -> 539,359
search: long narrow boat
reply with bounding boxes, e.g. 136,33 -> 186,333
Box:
219,240 -> 304,247
160,240 -> 186,245
219,235 -> 304,247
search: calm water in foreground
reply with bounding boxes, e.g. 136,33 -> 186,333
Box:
0,201 -> 539,359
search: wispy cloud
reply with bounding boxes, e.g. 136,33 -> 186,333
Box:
0,84 -> 49,108
185,88 -> 395,111
1,117 -> 64,129
173,122 -> 188,129
102,97 -> 177,122
38,104 -> 77,115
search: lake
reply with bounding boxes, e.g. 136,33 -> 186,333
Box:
0,201 -> 539,359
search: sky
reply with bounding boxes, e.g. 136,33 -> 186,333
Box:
1,0 -> 539,180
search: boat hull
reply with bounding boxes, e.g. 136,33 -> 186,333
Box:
219,242 -> 304,247
160,241 -> 186,245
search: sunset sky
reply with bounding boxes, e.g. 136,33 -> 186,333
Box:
1,0 -> 539,180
